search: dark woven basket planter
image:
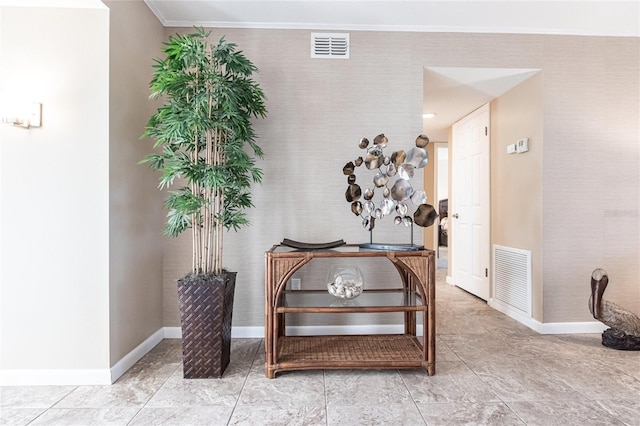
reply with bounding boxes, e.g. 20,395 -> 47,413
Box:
177,271 -> 236,378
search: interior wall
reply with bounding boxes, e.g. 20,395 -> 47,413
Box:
0,3 -> 110,372
490,72 -> 544,320
161,28 -> 425,328
542,36 -> 639,322
105,1 -> 165,366
160,29 -> 639,328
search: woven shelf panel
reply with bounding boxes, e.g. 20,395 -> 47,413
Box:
278,335 -> 422,363
396,256 -> 430,289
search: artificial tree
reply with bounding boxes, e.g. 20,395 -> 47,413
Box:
142,28 -> 266,378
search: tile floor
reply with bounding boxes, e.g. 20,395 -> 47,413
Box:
2,267 -> 640,425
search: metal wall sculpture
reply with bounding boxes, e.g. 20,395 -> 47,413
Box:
343,133 -> 438,248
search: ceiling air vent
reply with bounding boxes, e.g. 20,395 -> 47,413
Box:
311,33 -> 349,59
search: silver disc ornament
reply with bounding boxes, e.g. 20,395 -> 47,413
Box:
410,189 -> 427,205
398,163 -> 415,180
363,187 -> 374,200
373,171 -> 389,188
343,133 -> 435,231
405,147 -> 429,169
415,134 -> 429,148
413,203 -> 438,227
390,179 -> 413,202
351,201 -> 363,216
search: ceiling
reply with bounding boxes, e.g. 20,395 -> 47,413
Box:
145,1 -> 639,37
144,1 -> 639,141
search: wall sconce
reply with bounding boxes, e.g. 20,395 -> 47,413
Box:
2,102 -> 42,128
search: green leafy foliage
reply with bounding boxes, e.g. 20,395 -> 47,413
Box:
141,28 -> 267,274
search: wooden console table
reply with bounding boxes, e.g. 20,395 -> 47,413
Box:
264,244 -> 435,378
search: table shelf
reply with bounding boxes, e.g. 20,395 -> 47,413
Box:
278,289 -> 424,313
275,335 -> 427,371
264,244 -> 435,378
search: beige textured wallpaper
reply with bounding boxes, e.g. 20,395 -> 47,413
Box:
491,72 -> 544,321
160,28 -> 639,328
106,1 -> 166,365
541,36 -> 639,322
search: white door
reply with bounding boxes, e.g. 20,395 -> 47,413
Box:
451,104 -> 490,300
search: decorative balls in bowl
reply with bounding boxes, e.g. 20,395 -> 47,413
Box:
327,266 -> 364,299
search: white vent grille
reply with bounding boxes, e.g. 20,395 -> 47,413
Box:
493,245 -> 531,316
311,33 -> 349,59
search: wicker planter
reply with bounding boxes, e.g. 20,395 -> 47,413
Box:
177,272 -> 236,378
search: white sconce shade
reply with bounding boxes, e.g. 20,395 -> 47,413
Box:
2,102 -> 42,128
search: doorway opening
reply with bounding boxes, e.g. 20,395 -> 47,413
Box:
436,145 -> 448,269
423,66 -> 541,295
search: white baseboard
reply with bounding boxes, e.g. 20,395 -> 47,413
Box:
164,326 -> 263,339
163,326 -> 183,338
533,321 -> 607,335
488,298 -> 607,334
165,326 -> 267,339
109,328 -> 164,383
164,325 -> 423,338
445,275 -> 455,285
231,326 -> 264,338
0,328 -> 165,386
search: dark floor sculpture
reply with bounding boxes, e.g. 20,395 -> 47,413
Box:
589,268 -> 640,350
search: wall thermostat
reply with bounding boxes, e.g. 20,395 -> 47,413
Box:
516,138 -> 529,153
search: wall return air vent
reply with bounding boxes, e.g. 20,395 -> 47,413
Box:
493,245 -> 532,317
311,33 -> 349,59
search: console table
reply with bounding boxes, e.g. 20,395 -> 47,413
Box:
264,244 -> 435,378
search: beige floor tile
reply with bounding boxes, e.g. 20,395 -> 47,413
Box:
548,357 -> 640,401
238,364 -> 325,407
229,405 -> 326,426
324,370 -> 412,405
134,339 -> 183,366
469,358 -> 586,402
145,365 -> 248,408
472,312 -> 539,337
0,408 -> 46,426
228,338 -> 262,366
130,406 -> 234,425
28,408 -> 139,426
54,361 -> 179,409
593,399 -> 640,426
435,338 -> 463,362
116,362 -> 180,386
436,310 -> 494,336
326,403 -> 425,425
440,333 -> 571,365
0,386 -> 76,409
506,400 -> 625,426
401,361 -> 501,403
53,384 -> 156,409
417,401 -> 525,425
